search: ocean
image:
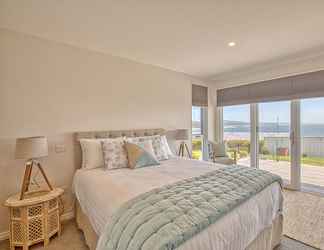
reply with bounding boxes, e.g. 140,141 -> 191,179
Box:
224,122 -> 324,140
192,121 -> 324,139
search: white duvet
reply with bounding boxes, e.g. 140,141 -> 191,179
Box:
73,158 -> 282,250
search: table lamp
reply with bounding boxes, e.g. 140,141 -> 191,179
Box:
15,136 -> 53,200
174,129 -> 191,158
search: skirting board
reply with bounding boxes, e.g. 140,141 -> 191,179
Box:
0,210 -> 75,241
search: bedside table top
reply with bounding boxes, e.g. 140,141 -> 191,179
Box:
4,188 -> 64,207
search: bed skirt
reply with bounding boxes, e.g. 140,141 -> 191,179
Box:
75,201 -> 283,250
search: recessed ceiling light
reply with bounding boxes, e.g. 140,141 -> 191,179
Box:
228,42 -> 236,47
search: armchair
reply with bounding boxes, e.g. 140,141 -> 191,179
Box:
208,141 -> 236,165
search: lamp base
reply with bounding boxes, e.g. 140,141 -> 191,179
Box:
178,142 -> 191,158
20,160 -> 53,200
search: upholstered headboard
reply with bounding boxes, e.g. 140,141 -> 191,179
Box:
74,128 -> 166,168
75,128 -> 165,141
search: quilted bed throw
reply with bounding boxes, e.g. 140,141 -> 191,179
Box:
97,166 -> 282,250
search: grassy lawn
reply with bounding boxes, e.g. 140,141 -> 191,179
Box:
262,154 -> 324,167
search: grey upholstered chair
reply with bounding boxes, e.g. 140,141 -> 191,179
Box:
208,141 -> 235,165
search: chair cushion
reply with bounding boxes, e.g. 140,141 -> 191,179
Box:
212,142 -> 227,157
213,157 -> 235,165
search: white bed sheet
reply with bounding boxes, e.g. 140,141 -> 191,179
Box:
73,158 -> 282,250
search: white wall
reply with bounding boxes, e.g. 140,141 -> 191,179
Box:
0,28 -> 208,236
0,28 -> 195,137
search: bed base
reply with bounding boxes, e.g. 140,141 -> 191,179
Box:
75,201 -> 282,250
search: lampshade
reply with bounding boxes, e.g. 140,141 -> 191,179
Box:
171,129 -> 189,141
15,136 -> 48,160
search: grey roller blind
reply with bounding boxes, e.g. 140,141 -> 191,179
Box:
192,84 -> 208,107
217,70 -> 324,107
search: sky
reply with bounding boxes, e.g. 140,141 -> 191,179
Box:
192,106 -> 201,121
222,98 -> 324,124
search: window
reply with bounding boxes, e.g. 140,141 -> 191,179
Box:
192,106 -> 207,160
218,70 -> 324,193
191,84 -> 208,160
301,98 -> 324,191
220,99 -> 324,193
223,104 -> 250,166
258,101 -> 291,185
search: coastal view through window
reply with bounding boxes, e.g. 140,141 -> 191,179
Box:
300,98 -> 324,190
258,101 -> 291,184
223,104 -> 251,166
192,106 -> 203,160
223,100 -> 324,190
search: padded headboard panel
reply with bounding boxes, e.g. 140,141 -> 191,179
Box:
74,128 -> 165,168
75,128 -> 165,141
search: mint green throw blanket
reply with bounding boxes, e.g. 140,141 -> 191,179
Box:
97,166 -> 282,250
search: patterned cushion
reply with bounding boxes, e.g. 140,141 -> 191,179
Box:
127,135 -> 169,161
161,135 -> 174,157
101,138 -> 128,170
125,141 -> 160,169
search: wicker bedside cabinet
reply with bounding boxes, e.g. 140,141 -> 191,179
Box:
4,188 -> 64,250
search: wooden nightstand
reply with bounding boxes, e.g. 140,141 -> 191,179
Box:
4,188 -> 64,250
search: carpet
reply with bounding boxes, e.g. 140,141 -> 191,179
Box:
283,190 -> 324,249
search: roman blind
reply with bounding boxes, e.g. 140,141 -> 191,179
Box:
192,84 -> 208,107
217,70 -> 324,107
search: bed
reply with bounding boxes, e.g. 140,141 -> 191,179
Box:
72,129 -> 283,250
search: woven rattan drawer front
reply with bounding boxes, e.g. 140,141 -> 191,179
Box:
48,211 -> 59,235
12,208 -> 21,219
49,198 -> 58,210
28,204 -> 43,217
28,217 -> 43,241
12,221 -> 24,243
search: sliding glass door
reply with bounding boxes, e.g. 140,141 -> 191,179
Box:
223,104 -> 250,166
220,97 -> 324,192
301,98 -> 324,191
258,101 -> 292,186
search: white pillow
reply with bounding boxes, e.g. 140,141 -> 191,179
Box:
126,135 -> 169,161
79,139 -> 105,169
161,135 -> 174,157
101,137 -> 128,170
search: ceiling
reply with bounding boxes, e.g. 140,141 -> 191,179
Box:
1,0 -> 324,80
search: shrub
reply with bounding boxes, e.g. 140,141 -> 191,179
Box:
192,139 -> 202,151
238,150 -> 248,158
259,140 -> 270,155
226,139 -> 250,153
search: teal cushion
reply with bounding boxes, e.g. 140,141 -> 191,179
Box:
125,141 -> 160,169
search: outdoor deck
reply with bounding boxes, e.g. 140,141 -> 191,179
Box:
238,158 -> 324,192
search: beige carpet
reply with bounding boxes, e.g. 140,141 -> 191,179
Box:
0,190 -> 322,250
283,190 -> 324,249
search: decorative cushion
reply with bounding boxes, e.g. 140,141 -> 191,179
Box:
101,138 -> 128,170
161,135 -> 174,157
79,139 -> 105,169
127,135 -> 169,161
125,141 -> 160,169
